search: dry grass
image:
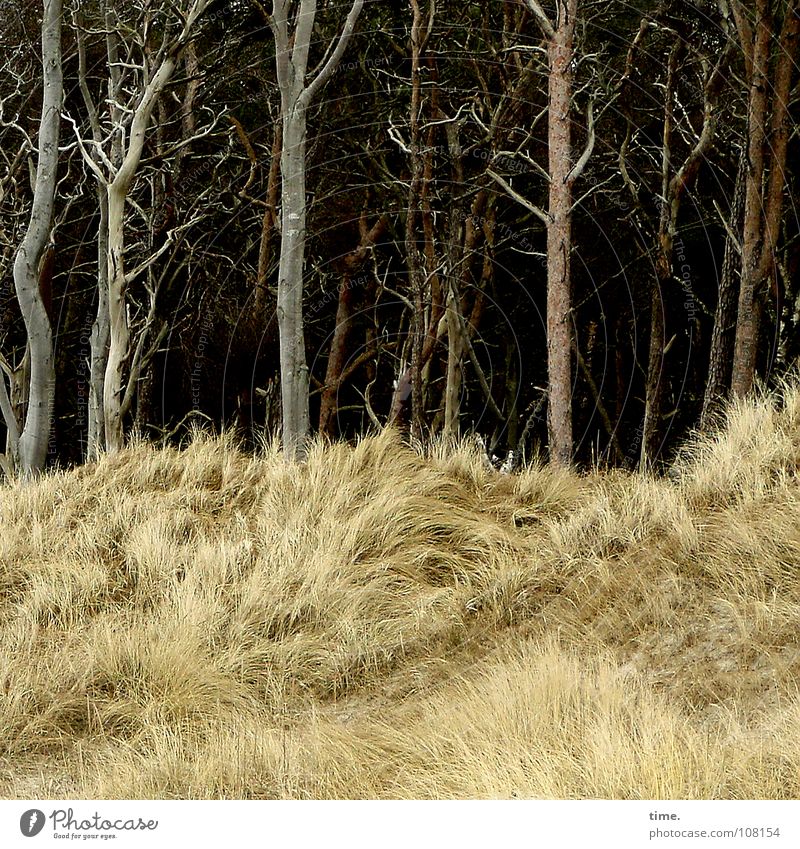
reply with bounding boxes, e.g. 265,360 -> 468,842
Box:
2,387 -> 800,799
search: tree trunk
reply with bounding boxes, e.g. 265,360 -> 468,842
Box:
88,185 -> 109,459
731,0 -> 771,398
440,130 -> 488,443
641,266 -> 667,465
701,147 -> 746,429
103,185 -> 130,453
276,103 -> 311,457
442,279 -> 464,441
318,271 -> 357,439
731,0 -> 799,397
271,0 -> 365,457
11,0 -> 62,476
637,31 -> 727,466
640,38 -> 680,470
318,213 -> 387,438
78,3 -> 209,455
545,0 -> 577,468
255,120 -> 282,326
1,351 -> 27,469
405,0 -> 428,443
101,51 -> 178,454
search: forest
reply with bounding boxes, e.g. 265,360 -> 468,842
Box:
2,0 -> 798,475
3,0 -> 800,804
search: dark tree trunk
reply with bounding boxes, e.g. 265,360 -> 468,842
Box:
641,269 -> 667,466
255,120 -> 282,327
731,0 -> 799,397
701,148 -> 747,429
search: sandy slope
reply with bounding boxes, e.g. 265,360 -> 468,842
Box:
1,388 -> 800,798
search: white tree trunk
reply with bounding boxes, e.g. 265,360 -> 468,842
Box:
74,0 -> 208,455
103,184 -> 130,453
277,102 -> 311,457
11,0 -> 62,476
88,185 -> 109,459
101,55 -> 177,454
271,0 -> 365,458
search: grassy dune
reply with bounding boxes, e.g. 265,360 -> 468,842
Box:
2,387 -> 800,799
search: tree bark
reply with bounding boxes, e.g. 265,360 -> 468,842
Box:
271,0 -> 365,458
11,0 -> 62,476
701,147 -> 746,429
71,1 -> 212,455
440,125 -> 490,442
318,213 -> 387,438
88,186 -> 109,460
544,0 -> 577,468
731,0 -> 799,397
276,103 -> 311,455
76,5 -> 110,460
405,0 -> 429,443
442,278 -> 465,441
641,40 -> 681,468
103,56 -> 178,454
731,0 -> 772,398
255,119 -> 282,326
0,355 -> 22,470
638,30 -> 730,467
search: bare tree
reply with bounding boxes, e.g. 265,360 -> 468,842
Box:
524,0 -> 595,467
268,0 -> 365,458
730,0 -> 800,397
74,6 -> 110,459
0,67 -> 34,475
701,146 -> 746,429
636,30 -> 730,466
405,0 -> 432,444
318,210 -> 388,438
6,0 -> 62,475
71,0 -> 211,454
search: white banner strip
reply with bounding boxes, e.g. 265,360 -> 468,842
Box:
1,800 -> 798,848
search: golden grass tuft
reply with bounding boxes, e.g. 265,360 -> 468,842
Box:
2,389 -> 800,798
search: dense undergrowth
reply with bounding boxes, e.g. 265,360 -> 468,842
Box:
2,386 -> 800,798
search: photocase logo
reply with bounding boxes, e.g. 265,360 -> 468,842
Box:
19,809 -> 46,837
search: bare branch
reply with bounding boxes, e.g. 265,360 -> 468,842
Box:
124,219 -> 199,284
140,109 -> 223,164
487,168 -> 550,225
62,112 -> 113,182
292,0 -> 318,85
388,120 -> 412,154
301,0 -> 366,107
523,0 -> 556,40
566,97 -> 594,184
462,321 -> 505,422
713,198 -> 742,254
361,377 -> 383,430
0,364 -> 19,459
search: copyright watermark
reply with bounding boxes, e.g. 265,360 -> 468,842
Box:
18,807 -> 158,840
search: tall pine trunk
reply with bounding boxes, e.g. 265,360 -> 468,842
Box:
731,0 -> 799,397
545,0 -> 577,467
